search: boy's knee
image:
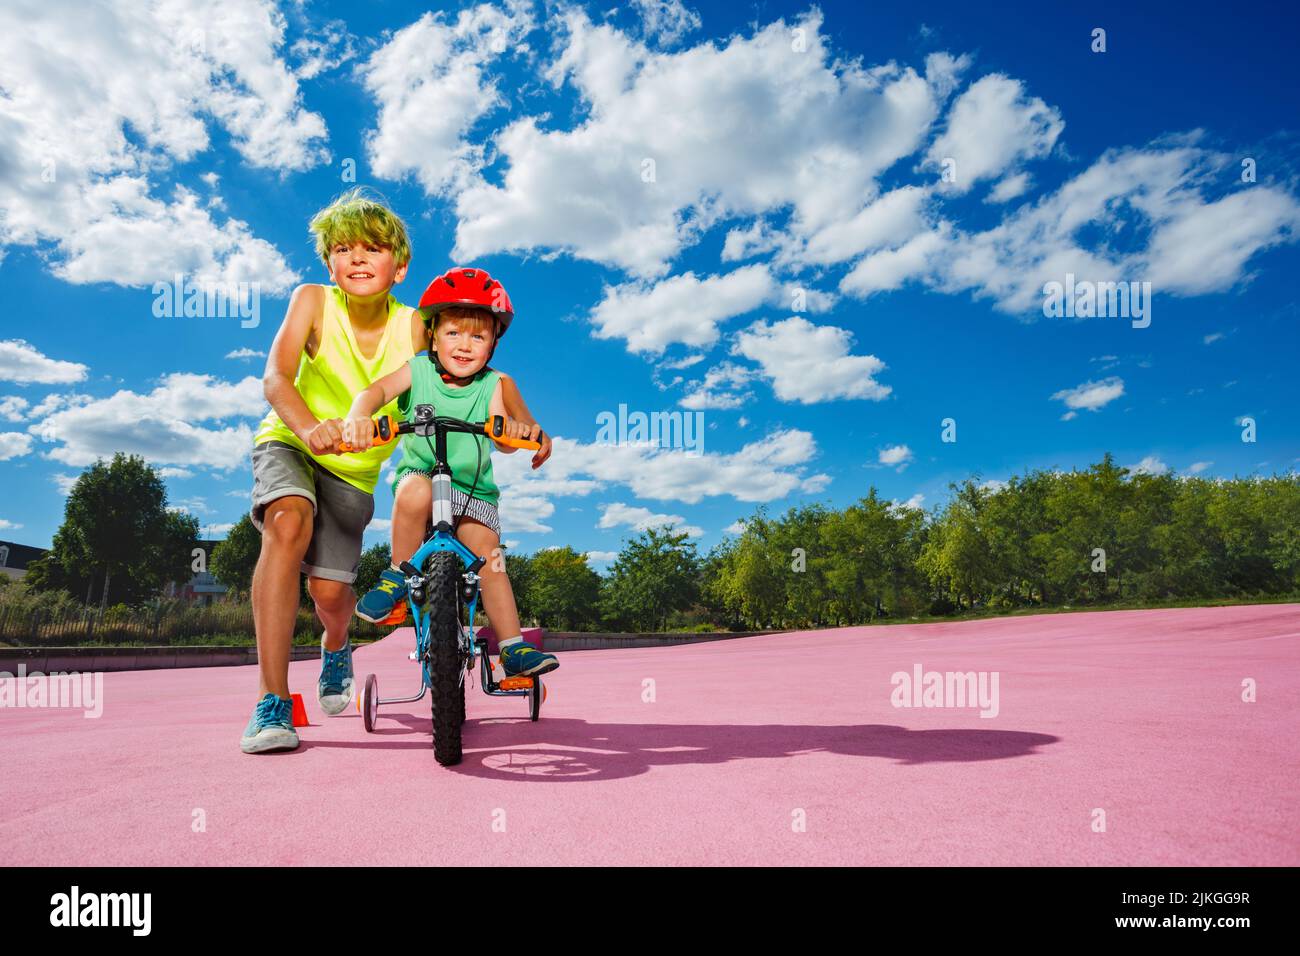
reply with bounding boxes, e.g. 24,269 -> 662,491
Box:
396,479 -> 431,507
309,578 -> 354,614
263,500 -> 312,549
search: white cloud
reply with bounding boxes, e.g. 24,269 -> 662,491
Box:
0,397 -> 29,421
1187,461 -> 1213,474
1051,376 -> 1124,419
588,264 -> 776,354
51,473 -> 80,496
584,549 -> 619,564
723,520 -> 746,534
790,186 -> 930,267
1129,455 -> 1169,475
840,227 -> 948,298
598,502 -> 703,538
730,316 -> 891,403
878,445 -> 913,470
889,492 -> 925,511
498,493 -> 556,534
0,432 -> 34,461
841,143 -> 1300,315
159,467 -> 194,479
988,172 -> 1032,203
200,522 -> 235,537
926,74 -> 1063,194
491,430 -> 830,508
0,518 -> 22,530
289,19 -> 357,80
359,3 -> 536,196
979,479 -> 1008,492
1145,187 -> 1300,294
366,518 -> 392,535
0,341 -> 88,385
679,362 -> 756,410
452,9 -> 946,276
31,373 -> 265,469
0,0 -> 319,291
632,0 -> 701,46
226,348 -> 268,361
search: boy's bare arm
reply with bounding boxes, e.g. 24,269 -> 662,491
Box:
341,365 -> 413,452
409,307 -> 430,355
496,372 -> 551,468
264,284 -> 344,454
487,378 -> 518,454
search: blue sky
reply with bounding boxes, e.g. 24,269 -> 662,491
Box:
1,0 -> 1297,570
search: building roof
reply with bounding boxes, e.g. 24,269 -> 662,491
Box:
0,540 -> 48,572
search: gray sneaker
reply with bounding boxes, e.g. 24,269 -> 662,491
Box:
318,638 -> 355,716
240,693 -> 299,754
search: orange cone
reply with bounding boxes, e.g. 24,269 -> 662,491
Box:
290,693 -> 309,727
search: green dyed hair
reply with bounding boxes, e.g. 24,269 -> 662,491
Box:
309,187 -> 411,266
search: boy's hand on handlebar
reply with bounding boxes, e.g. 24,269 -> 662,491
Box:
304,419 -> 344,456
501,416 -> 539,442
341,415 -> 375,452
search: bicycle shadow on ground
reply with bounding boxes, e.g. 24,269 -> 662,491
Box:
301,711 -> 1059,782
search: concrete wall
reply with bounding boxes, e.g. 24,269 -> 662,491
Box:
0,645 -> 323,674
0,630 -> 790,673
540,630 -> 788,651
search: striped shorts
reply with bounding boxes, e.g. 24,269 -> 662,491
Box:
395,470 -> 501,538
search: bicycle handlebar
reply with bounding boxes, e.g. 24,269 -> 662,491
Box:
337,413 -> 543,453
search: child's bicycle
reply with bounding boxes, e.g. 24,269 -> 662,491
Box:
339,403 -> 545,766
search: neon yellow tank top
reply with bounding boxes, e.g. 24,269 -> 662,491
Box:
253,285 -> 416,493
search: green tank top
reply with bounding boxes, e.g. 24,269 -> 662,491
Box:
394,356 -> 500,506
253,285 -> 416,493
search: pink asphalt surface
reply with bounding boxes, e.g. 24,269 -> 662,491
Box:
3,603 -> 1297,866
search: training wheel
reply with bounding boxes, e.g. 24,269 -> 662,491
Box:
530,677 -> 543,721
361,673 -> 379,732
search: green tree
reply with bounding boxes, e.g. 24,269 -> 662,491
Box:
599,526 -> 700,632
211,515 -> 262,596
28,454 -> 199,607
526,546 -> 602,629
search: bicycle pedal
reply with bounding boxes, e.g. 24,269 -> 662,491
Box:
380,604 -> 409,626
497,676 -> 534,690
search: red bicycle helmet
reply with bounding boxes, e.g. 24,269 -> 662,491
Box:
418,267 -> 514,382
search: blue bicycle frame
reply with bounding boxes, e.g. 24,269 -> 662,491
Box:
393,403 -> 534,701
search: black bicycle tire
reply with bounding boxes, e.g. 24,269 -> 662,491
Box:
424,550 -> 464,765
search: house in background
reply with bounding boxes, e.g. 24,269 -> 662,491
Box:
163,539 -> 229,606
0,541 -> 48,582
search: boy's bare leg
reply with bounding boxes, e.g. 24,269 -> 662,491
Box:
252,496 -> 313,699
309,577 -> 356,651
455,517 -> 522,639
392,475 -> 432,564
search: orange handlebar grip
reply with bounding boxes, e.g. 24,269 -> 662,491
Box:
338,415 -> 400,454
485,415 -> 542,450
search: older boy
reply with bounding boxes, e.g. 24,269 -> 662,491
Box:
240,188 -> 426,754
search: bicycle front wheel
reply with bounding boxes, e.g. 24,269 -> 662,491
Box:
423,550 -> 464,765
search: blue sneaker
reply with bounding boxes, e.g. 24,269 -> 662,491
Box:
355,567 -> 407,623
240,693 -> 298,754
318,637 -> 354,716
499,640 -> 559,678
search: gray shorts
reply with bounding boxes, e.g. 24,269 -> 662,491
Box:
250,441 -> 375,584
